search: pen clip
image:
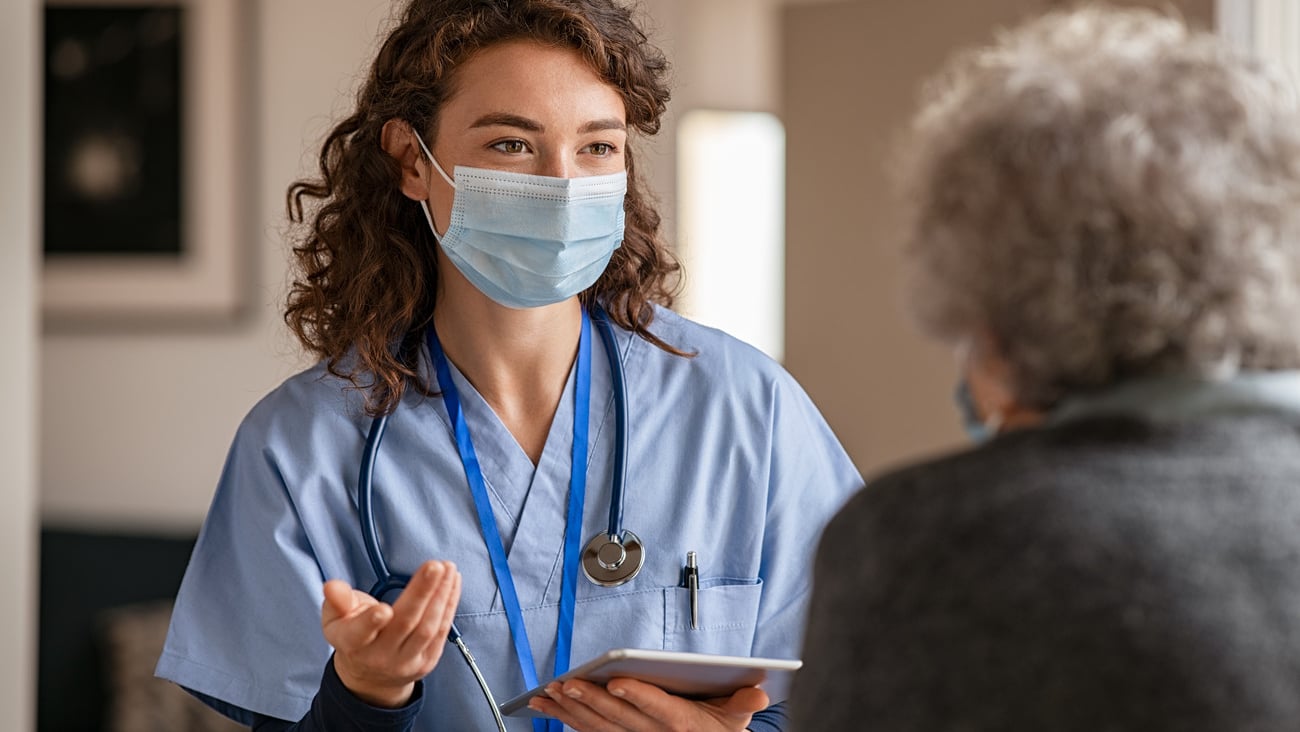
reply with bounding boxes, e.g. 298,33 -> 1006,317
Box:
685,551 -> 699,631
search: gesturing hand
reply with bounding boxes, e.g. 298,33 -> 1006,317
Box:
528,676 -> 769,732
320,560 -> 462,708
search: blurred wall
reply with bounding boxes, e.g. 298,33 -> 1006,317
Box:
40,0 -> 396,532
632,0 -> 782,267
1,0 -> 40,727
782,0 -> 1214,478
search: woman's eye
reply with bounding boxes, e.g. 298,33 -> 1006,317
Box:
492,140 -> 528,154
587,143 -> 614,156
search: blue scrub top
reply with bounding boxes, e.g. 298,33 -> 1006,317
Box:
157,307 -> 863,730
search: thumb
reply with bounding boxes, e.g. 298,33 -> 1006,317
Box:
715,686 -> 769,717
322,579 -> 361,623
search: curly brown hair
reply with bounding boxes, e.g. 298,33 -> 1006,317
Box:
285,0 -> 681,416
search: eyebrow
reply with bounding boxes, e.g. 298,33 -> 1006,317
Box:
579,118 -> 627,134
470,113 -> 544,132
468,113 -> 626,134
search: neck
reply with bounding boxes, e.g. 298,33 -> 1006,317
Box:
434,297 -> 582,392
432,268 -> 582,463
991,405 -> 1046,434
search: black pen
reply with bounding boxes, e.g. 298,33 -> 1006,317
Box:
685,551 -> 699,630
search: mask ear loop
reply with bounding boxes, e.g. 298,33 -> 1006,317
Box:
983,409 -> 1006,437
411,127 -> 457,243
956,339 -> 1008,438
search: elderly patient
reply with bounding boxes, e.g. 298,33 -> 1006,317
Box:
791,6 -> 1300,730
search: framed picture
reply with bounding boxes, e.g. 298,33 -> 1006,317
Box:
41,0 -> 249,328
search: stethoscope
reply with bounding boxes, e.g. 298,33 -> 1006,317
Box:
355,306 -> 643,729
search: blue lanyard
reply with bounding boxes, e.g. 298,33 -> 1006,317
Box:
428,309 -> 592,732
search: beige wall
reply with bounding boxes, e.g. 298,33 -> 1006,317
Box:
0,0 -> 40,726
630,0 -> 782,296
40,0 -> 394,531
782,0 -> 1213,478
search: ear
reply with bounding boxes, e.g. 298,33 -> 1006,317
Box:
381,119 -> 432,202
964,328 -> 1045,431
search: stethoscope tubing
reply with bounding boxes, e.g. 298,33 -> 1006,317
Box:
360,410 -> 469,636
592,307 -> 628,540
358,410 -> 391,583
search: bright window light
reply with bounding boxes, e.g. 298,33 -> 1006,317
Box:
677,110 -> 786,362
1219,0 -> 1300,81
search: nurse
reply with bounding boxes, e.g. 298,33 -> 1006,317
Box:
157,0 -> 861,730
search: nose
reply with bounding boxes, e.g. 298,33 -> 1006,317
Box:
538,151 -> 576,179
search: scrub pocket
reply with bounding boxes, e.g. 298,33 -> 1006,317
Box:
664,577 -> 763,655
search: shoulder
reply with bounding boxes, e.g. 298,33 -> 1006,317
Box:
631,306 -> 861,490
851,415 -> 1154,496
826,412 -> 1294,553
635,305 -> 798,394
822,424 -> 1104,551
232,359 -> 367,447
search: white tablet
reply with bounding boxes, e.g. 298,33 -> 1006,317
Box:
498,648 -> 802,718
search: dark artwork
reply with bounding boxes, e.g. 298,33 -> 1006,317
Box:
37,529 -> 198,732
44,5 -> 184,257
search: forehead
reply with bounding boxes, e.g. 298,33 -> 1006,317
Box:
439,39 -> 627,128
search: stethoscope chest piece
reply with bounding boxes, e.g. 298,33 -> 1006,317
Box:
581,530 -> 645,587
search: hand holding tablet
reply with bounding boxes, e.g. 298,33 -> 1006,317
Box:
499,648 -> 802,717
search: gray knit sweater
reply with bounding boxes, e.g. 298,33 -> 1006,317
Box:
791,411 -> 1300,731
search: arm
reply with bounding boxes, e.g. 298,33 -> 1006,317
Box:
157,415 -> 342,722
158,392 -> 462,726
745,701 -> 787,732
251,560 -> 462,731
251,656 -> 424,732
736,375 -> 861,732
749,372 -> 864,664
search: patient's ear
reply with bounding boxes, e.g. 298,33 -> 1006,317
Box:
380,119 -> 430,202
963,328 -> 1045,432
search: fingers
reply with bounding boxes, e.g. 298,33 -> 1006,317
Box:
321,582 -> 389,650
530,680 -> 646,732
384,561 -> 448,644
588,678 -> 674,728
318,564 -> 461,710
599,678 -> 768,730
398,562 -> 461,659
431,569 -> 462,638
321,560 -> 461,661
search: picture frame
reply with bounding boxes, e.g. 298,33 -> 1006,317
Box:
41,0 -> 250,328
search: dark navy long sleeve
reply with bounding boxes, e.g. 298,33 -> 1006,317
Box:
747,701 -> 787,732
250,655 -> 424,732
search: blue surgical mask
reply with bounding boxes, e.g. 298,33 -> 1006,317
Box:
954,380 -> 995,443
414,133 -> 626,309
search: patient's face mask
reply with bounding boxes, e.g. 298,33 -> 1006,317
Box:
414,132 -> 627,310
954,380 -> 995,443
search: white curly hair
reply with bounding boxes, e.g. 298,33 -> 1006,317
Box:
903,4 -> 1300,408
